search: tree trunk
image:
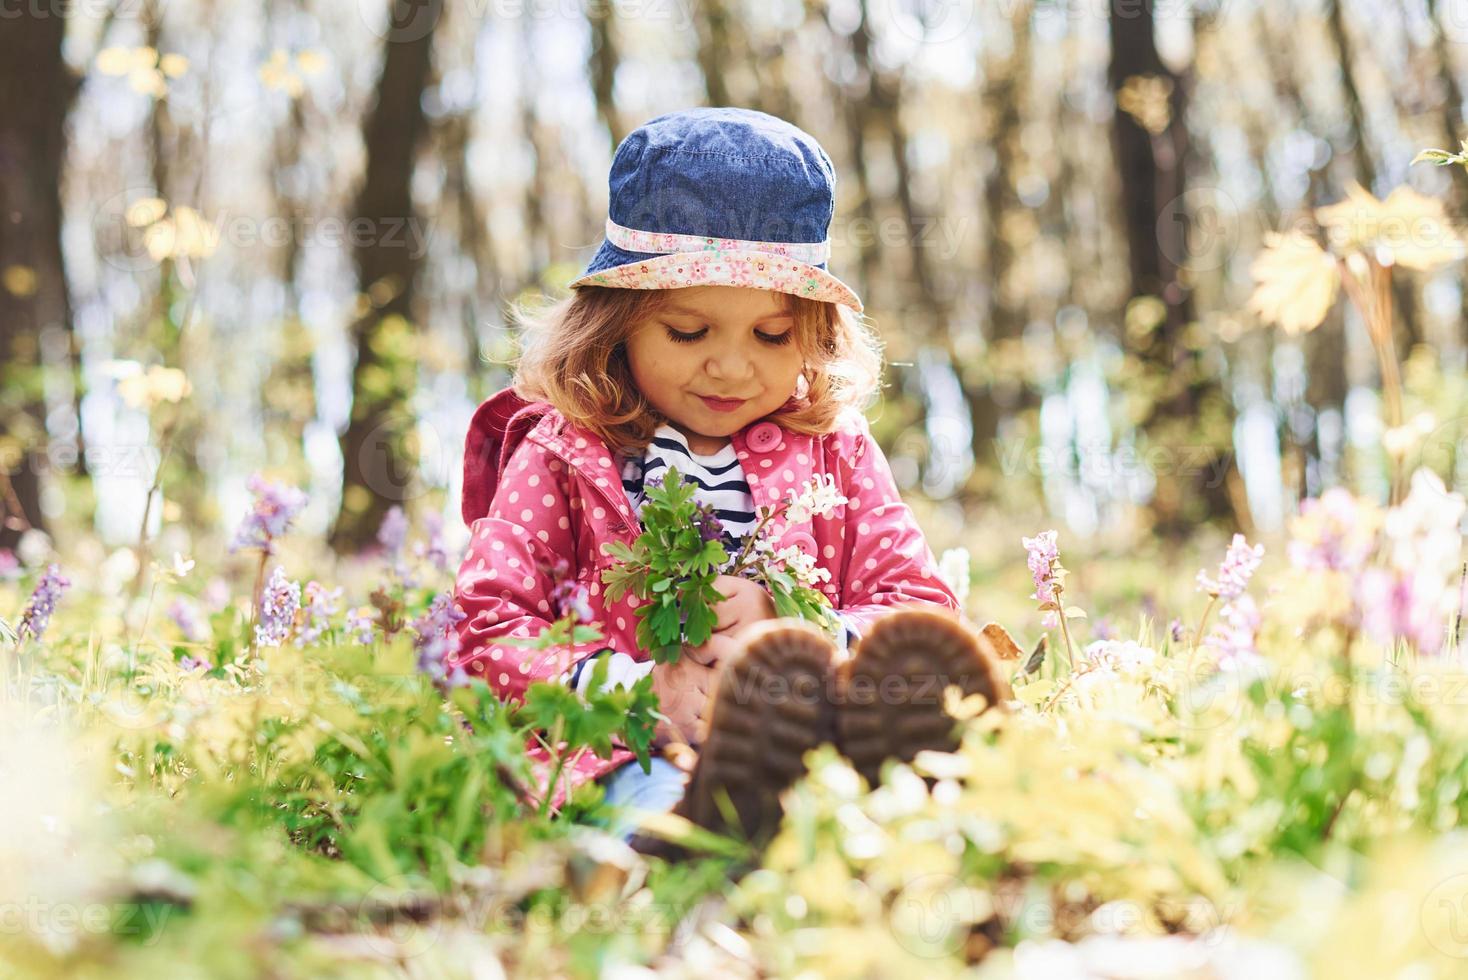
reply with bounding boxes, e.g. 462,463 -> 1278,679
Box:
0,8 -> 78,550
1108,0 -> 1236,535
1427,0 -> 1468,351
331,0 -> 440,553
825,2 -> 881,303
587,5 -> 625,145
964,0 -> 1032,479
694,0 -> 733,107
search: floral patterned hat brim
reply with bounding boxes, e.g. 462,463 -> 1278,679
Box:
568,248 -> 864,313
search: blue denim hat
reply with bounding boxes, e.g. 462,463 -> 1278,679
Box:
569,107 -> 863,312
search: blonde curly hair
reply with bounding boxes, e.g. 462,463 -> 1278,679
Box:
507,286 -> 883,455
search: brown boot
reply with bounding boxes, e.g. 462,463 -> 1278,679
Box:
630,619 -> 837,860
835,607 -> 1012,790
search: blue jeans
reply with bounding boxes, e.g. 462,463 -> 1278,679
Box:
594,757 -> 688,842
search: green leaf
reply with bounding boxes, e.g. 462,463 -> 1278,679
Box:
684,600 -> 718,647
1411,147 -> 1468,168
1022,635 -> 1049,675
647,600 -> 681,647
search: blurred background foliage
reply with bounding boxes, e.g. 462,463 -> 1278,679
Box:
3,0 -> 1468,591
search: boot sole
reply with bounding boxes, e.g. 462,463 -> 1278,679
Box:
837,608 -> 1011,789
669,620 -> 837,850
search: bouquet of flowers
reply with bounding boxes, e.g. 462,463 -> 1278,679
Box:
601,468 -> 848,663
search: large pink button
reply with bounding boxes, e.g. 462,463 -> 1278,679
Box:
746,421 -> 782,452
778,529 -> 818,556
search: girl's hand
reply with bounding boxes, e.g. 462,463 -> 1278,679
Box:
650,655 -> 719,747
710,574 -> 776,635
683,631 -> 741,669
682,575 -> 776,668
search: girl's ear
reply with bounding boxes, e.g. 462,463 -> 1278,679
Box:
793,369 -> 811,401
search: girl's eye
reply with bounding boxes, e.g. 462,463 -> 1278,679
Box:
664,326 -> 706,344
756,330 -> 794,346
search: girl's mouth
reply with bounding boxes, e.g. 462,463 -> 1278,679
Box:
699,395 -> 747,413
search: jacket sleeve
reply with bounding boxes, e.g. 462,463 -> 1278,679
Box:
831,414 -> 961,636
451,437 -> 611,702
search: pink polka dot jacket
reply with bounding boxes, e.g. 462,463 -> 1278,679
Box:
452,387 -> 960,812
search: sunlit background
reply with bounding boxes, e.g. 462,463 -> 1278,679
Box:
6,0 -> 1468,610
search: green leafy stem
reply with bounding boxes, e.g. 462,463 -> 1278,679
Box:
600,467 -> 840,664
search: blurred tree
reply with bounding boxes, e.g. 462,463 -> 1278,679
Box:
431,57 -> 497,383
964,0 -> 1034,481
260,0 -> 319,474
1109,0 -> 1237,535
823,1 -> 880,300
695,0 -> 733,107
1324,0 -> 1423,352
0,7 -> 79,550
518,16 -> 552,286
1427,0 -> 1468,350
140,0 -> 211,531
587,4 -> 625,144
332,0 -> 441,552
1256,6 -> 1346,499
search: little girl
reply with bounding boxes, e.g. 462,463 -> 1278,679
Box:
452,107 -> 1008,850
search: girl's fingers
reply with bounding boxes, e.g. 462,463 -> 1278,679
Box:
685,643 -> 718,667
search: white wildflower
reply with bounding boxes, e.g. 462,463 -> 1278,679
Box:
775,545 -> 830,587
1384,469 -> 1465,582
169,552 -> 195,579
784,473 -> 848,524
1083,639 -> 1157,676
937,547 -> 971,605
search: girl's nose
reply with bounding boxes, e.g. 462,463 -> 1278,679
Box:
705,345 -> 755,381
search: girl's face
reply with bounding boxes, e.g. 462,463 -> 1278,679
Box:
625,285 -> 804,455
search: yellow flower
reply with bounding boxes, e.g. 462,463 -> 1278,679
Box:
1247,231 -> 1340,333
95,46 -> 187,98
142,205 -> 218,261
1316,182 -> 1466,270
115,364 -> 192,410
1,265 -> 37,298
258,48 -> 326,99
125,197 -> 167,228
1117,74 -> 1173,134
121,196 -> 218,261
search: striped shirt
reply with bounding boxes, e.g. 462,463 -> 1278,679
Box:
620,425 -> 759,549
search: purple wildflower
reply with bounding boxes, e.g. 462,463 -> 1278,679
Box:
693,503 -> 724,544
411,592 -> 468,686
538,556 -> 594,624
1206,594 -> 1264,668
1092,617 -> 1116,642
552,580 -> 594,624
179,654 -> 213,672
18,564 -> 70,641
202,576 -> 230,612
294,581 -> 342,647
1197,534 -> 1265,601
1288,488 -> 1378,573
1168,618 -> 1187,644
166,597 -> 208,643
377,505 -> 409,557
230,474 -> 308,555
0,549 -> 20,580
345,606 -> 376,645
254,566 -> 300,647
1359,567 -> 1444,654
413,512 -> 451,573
1022,530 -> 1061,606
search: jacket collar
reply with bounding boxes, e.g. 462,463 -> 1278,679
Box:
527,413 -> 818,525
